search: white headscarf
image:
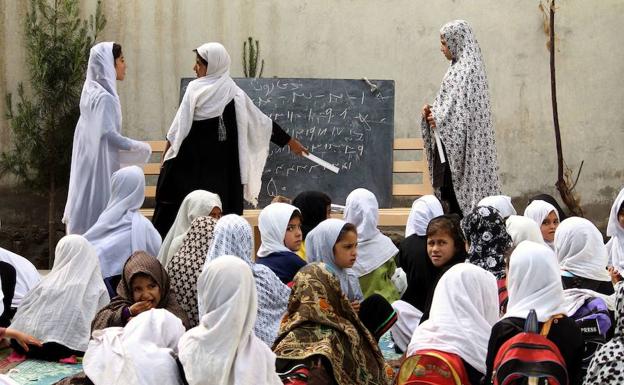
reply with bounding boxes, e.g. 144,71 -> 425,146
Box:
343,188 -> 398,277
9,235 -> 109,351
205,214 -> 290,346
64,42 -> 151,235
84,166 -> 162,278
405,195 -> 443,237
165,42 -> 273,206
257,203 -> 299,257
179,256 -> 281,385
555,217 -> 611,282
0,247 -> 41,308
158,190 -> 221,268
407,263 -> 498,374
390,300 -> 423,353
478,195 -> 516,219
306,218 -> 364,301
421,20 -> 501,215
504,240 -> 566,322
505,215 -> 545,247
83,309 -> 185,385
607,187 -> 624,270
523,199 -> 559,249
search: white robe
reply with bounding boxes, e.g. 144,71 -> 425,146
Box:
9,235 -> 109,351
0,247 -> 41,308
64,42 -> 151,235
83,309 -> 185,385
178,256 -> 281,385
84,166 -> 161,278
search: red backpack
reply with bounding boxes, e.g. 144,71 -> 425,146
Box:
492,310 -> 568,385
397,349 -> 472,385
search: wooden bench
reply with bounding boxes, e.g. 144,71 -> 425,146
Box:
139,138 -> 432,228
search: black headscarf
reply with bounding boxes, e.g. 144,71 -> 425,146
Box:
529,193 -> 568,221
358,294 -> 397,341
292,191 -> 331,238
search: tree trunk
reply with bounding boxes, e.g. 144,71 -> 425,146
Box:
549,0 -> 584,217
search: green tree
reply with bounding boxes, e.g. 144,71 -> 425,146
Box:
2,0 -> 106,265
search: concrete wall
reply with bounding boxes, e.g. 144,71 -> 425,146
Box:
1,0 -> 623,226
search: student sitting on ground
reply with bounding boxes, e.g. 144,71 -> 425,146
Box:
273,263 -> 389,385
157,189 -> 221,269
292,191 -> 332,261
343,188 -> 400,302
9,235 -> 109,360
91,251 -> 190,331
179,256 -> 282,385
524,199 -> 560,251
205,214 -> 290,347
484,241 -> 584,385
0,237 -> 41,316
407,263 -> 499,385
255,203 -> 306,284
84,166 -> 161,297
505,214 -> 544,247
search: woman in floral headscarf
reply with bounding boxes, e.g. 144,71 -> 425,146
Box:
421,20 -> 501,217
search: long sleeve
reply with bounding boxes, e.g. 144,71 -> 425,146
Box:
91,297 -> 133,331
270,121 -> 291,147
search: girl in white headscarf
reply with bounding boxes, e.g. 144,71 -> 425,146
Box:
607,187 -> 624,272
84,166 -> 161,296
179,256 -> 281,385
343,188 -> 400,302
306,218 -> 364,305
505,215 -> 544,247
421,20 -> 501,217
407,263 -> 499,385
152,42 -> 306,237
555,217 -> 613,295
524,199 -> 560,250
484,241 -> 584,385
256,203 -> 306,284
477,195 -> 517,219
0,247 -> 41,310
405,195 -> 444,238
64,42 -> 151,235
205,214 -> 290,346
157,190 -> 222,269
82,309 -> 185,385
9,235 -> 109,360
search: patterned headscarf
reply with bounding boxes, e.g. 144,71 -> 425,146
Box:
462,206 -> 512,279
421,20 -> 500,215
583,282 -> 624,384
273,263 -> 389,385
204,214 -> 290,346
167,215 -> 218,327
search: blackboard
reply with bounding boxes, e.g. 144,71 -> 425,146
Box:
180,78 -> 395,208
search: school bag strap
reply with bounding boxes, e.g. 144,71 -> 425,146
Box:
540,314 -> 564,337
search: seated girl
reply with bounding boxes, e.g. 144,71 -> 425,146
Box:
306,218 -> 364,309
343,188 -> 400,302
273,263 -> 389,385
9,235 -> 109,360
255,203 -> 306,284
484,240 -> 584,385
167,215 -> 218,327
83,309 -> 186,385
555,217 -> 613,295
0,244 -> 41,313
84,166 -> 161,297
179,256 -> 282,385
292,191 -> 332,260
205,214 -> 290,347
505,214 -> 544,247
91,251 -> 190,331
407,263 -> 499,385
157,189 -> 221,269
524,199 -> 560,250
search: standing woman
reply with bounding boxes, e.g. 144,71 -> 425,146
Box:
421,20 -> 501,217
152,42 -> 307,237
64,42 -> 151,235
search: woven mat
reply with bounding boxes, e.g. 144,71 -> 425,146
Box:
5,360 -> 82,385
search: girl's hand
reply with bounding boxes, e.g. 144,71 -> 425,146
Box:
129,301 -> 153,316
4,328 -> 42,352
351,300 -> 361,313
608,266 -> 622,285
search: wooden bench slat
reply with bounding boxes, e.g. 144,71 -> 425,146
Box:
393,160 -> 427,173
393,138 -> 424,150
148,141 -> 167,152
144,163 -> 161,175
145,186 -> 156,198
393,183 -> 433,196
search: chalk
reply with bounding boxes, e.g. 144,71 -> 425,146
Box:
303,153 -> 340,174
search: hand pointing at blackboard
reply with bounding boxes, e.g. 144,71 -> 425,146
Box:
287,138 -> 309,156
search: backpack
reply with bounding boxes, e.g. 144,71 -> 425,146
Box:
568,297 -> 611,374
493,310 -> 568,385
397,349 -> 471,385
